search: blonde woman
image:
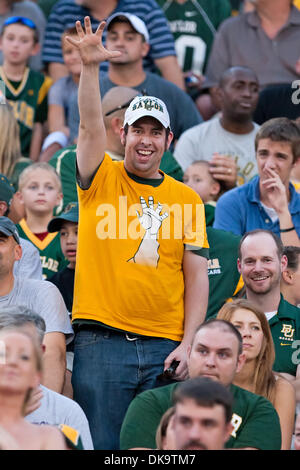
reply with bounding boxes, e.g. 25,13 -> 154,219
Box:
0,329 -> 67,450
217,298 -> 296,450
0,103 -> 31,189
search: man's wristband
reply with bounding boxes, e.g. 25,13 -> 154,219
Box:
279,226 -> 295,233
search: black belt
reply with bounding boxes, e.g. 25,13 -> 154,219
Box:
74,322 -> 147,341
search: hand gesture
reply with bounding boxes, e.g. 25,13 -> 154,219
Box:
209,152 -> 238,189
260,167 -> 289,214
66,16 -> 121,66
136,196 -> 168,239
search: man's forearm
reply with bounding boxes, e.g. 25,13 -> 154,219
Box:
278,209 -> 300,246
78,64 -> 104,138
183,280 -> 208,345
42,348 -> 66,393
182,253 -> 209,345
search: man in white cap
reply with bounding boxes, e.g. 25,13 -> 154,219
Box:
67,12 -> 202,145
67,17 -> 209,450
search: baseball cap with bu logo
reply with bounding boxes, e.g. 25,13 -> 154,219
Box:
123,96 -> 170,129
0,216 -> 20,244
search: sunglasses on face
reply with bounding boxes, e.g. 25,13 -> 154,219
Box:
104,99 -> 135,117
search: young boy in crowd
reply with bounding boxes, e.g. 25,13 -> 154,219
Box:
47,201 -> 78,312
47,201 -> 79,399
42,26 -> 81,160
183,160 -> 222,226
0,16 -> 52,160
17,162 -> 66,279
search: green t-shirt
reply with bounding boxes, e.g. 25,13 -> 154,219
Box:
205,227 -> 242,319
120,382 -> 281,450
157,0 -> 232,74
17,219 -> 67,279
0,67 -> 51,158
10,158 -> 32,191
270,295 -> 300,376
204,203 -> 215,227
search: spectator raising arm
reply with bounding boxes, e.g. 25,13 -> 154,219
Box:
66,18 -> 121,186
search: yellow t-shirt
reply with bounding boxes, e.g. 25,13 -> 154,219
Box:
73,155 -> 209,341
294,0 -> 300,9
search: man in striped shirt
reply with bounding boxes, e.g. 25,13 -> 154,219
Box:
42,0 -> 185,89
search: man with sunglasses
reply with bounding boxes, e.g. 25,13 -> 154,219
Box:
68,17 -> 209,450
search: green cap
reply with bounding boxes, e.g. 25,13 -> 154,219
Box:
0,174 -> 14,206
0,216 -> 20,244
48,202 -> 79,232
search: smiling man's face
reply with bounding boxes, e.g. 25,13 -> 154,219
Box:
121,116 -> 173,179
238,232 -> 286,296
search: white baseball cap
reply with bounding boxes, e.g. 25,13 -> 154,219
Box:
106,12 -> 150,43
124,96 -> 170,129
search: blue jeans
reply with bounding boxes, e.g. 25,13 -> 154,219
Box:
72,325 -> 179,450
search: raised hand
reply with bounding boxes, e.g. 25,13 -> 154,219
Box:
66,16 -> 121,66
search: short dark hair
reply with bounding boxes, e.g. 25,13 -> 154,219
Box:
283,246 -> 300,271
238,229 -> 284,261
255,117 -> 300,163
219,66 -> 258,89
173,377 -> 233,424
192,319 -> 243,356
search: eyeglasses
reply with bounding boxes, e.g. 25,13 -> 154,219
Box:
104,99 -> 134,117
3,16 -> 37,30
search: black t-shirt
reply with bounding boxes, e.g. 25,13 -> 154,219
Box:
49,266 -> 75,352
253,83 -> 300,125
48,266 -> 75,312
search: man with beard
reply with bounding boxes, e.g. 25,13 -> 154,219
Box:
213,117 -> 300,246
174,66 -> 260,189
237,229 -> 300,392
171,377 -> 234,451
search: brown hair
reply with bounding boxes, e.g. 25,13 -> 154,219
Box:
155,407 -> 175,450
217,299 -> 276,403
238,229 -> 284,261
254,117 -> 300,163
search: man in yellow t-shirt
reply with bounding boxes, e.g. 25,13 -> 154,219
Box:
69,16 -> 209,450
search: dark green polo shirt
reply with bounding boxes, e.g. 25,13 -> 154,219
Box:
270,295 -> 300,376
120,382 -> 281,450
206,227 -> 242,319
